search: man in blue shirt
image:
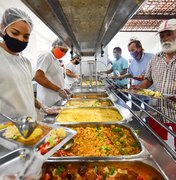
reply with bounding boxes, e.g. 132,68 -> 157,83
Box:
118,40 -> 154,110
101,47 -> 128,87
101,47 -> 129,102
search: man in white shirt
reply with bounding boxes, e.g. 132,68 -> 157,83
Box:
65,55 -> 81,89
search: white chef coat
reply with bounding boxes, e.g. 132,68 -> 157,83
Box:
36,52 -> 65,106
0,46 -> 37,120
65,61 -> 78,89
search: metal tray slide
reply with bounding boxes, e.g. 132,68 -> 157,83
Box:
48,123 -> 150,161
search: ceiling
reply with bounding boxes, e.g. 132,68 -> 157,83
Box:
121,0 -> 176,32
21,0 -> 145,56
21,0 -> 175,56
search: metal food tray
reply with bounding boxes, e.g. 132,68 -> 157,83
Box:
48,123 -> 150,161
0,123 -> 52,150
0,123 -> 76,150
0,148 -> 30,178
43,104 -> 133,124
34,126 -> 77,160
55,106 -> 126,125
43,157 -> 167,180
64,98 -> 114,107
120,88 -> 162,99
71,91 -> 108,99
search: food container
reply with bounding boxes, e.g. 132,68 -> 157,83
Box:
64,98 -> 114,107
80,80 -> 104,86
71,92 -> 108,99
55,107 -> 124,124
0,124 -> 52,148
34,126 -> 76,158
41,158 -> 167,180
0,126 -> 77,179
48,123 -> 149,161
0,148 -> 31,178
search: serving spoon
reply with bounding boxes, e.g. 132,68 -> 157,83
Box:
60,138 -> 74,150
0,112 -> 37,138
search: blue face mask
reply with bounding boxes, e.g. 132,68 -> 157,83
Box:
3,33 -> 28,52
130,51 -> 140,59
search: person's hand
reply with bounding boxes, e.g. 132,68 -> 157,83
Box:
64,89 -> 72,96
58,89 -> 68,99
133,75 -> 144,81
130,84 -> 141,90
76,75 -> 80,80
40,104 -> 61,114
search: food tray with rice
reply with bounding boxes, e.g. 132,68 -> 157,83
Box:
41,158 -> 167,180
55,107 -> 125,124
47,123 -> 150,161
64,98 -> 114,107
71,92 -> 108,99
120,88 -> 162,99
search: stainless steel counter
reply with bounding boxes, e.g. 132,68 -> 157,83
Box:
0,83 -> 176,179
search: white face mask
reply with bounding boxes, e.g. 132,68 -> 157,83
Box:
161,38 -> 176,53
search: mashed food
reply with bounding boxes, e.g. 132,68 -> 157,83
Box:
3,124 -> 52,145
56,108 -> 123,123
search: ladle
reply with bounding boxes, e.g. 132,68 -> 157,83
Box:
0,112 -> 37,138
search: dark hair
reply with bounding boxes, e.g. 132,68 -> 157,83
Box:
128,39 -> 143,49
72,55 -> 81,60
113,47 -> 122,53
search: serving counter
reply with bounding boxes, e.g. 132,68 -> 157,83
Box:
0,79 -> 176,179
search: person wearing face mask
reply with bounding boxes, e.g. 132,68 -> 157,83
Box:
65,55 -> 81,89
34,39 -> 70,106
0,8 -> 44,121
131,19 -> 176,150
117,40 -> 154,111
100,47 -> 128,87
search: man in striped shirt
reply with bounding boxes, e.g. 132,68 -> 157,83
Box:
132,19 -> 176,150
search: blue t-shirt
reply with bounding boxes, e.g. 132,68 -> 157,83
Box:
128,52 -> 154,85
112,56 -> 128,86
128,52 -> 154,100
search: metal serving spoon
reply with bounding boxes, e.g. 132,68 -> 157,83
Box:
60,138 -> 74,150
0,112 -> 37,138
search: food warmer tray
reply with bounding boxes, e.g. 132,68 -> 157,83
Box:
42,157 -> 168,180
0,148 -> 30,178
0,123 -> 76,150
47,123 -> 150,161
64,97 -> 114,107
43,104 -> 133,124
54,106 -> 127,124
70,91 -> 108,99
